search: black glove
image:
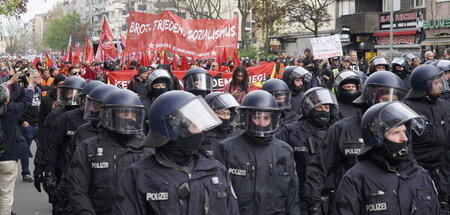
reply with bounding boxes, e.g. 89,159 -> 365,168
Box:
441,202 -> 450,215
33,174 -> 43,192
306,198 -> 322,215
43,171 -> 57,203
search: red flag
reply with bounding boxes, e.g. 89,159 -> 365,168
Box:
172,54 -> 178,71
61,48 -> 65,58
99,15 -> 118,59
73,44 -> 82,64
163,51 -> 169,64
181,56 -> 189,70
45,52 -> 55,68
233,50 -> 241,66
67,43 -> 73,63
85,37 -> 94,64
32,57 -> 39,69
120,34 -> 127,48
220,47 -> 228,71
191,55 -> 196,65
94,45 -> 104,62
141,52 -> 150,67
215,52 -> 221,72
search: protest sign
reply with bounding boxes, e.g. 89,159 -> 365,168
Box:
310,34 -> 343,59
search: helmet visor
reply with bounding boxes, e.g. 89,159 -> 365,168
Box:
57,88 -> 82,106
83,97 -> 102,121
427,73 -> 450,94
268,90 -> 292,110
240,109 -> 280,137
148,69 -> 172,83
303,88 -> 338,113
378,102 -> 426,136
166,97 -> 221,137
291,67 -> 312,82
365,86 -> 407,104
211,93 -> 239,110
184,74 -> 213,91
333,71 -> 360,91
435,60 -> 450,72
101,106 -> 145,134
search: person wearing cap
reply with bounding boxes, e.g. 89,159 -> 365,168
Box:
304,71 -> 408,214
216,90 -> 300,215
341,56 -> 352,70
127,66 -> 150,100
65,89 -> 153,215
322,56 -> 341,89
334,101 -> 440,214
404,65 -> 450,212
113,90 -> 239,215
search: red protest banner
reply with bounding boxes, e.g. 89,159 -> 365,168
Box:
126,10 -> 238,59
107,63 -> 276,91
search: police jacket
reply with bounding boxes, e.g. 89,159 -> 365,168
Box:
334,152 -> 440,215
112,149 -> 239,215
337,101 -> 362,120
201,125 -> 241,158
64,121 -> 104,165
304,115 -> 364,201
45,107 -> 87,172
280,109 -> 300,126
0,83 -> 33,161
217,133 -> 300,215
404,97 -> 450,202
290,91 -> 304,118
66,130 -> 153,215
276,119 -> 333,196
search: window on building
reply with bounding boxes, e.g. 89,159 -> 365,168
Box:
138,5 -> 147,11
413,0 -> 424,7
339,0 -> 355,16
383,0 -> 401,12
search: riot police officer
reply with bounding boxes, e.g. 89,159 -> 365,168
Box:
34,76 -> 86,206
202,92 -> 241,158
391,57 -> 411,89
65,89 -> 153,215
182,67 -> 213,97
304,71 -> 408,214
404,64 -> 450,212
332,70 -> 364,119
262,78 -> 298,125
369,56 -> 391,75
281,66 -> 312,119
113,90 -> 239,214
276,87 -> 338,215
217,90 -> 300,214
334,101 -> 440,214
142,68 -> 174,113
435,60 -> 450,102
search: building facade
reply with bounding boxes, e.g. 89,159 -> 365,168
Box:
421,0 -> 450,58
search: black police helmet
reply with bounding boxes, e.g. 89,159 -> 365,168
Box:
391,57 -> 410,72
204,92 -> 239,111
262,79 -> 289,91
262,79 -> 291,110
239,90 -> 280,137
101,89 -> 145,134
369,56 -> 391,73
182,67 -> 213,96
359,101 -> 425,156
87,84 -> 119,103
143,90 -> 221,147
301,87 -> 338,117
407,65 -> 444,99
84,85 -> 119,121
354,71 -> 406,105
81,80 -> 105,95
60,76 -> 86,90
57,76 -> 87,106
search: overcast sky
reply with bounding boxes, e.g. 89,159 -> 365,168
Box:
20,0 -> 61,22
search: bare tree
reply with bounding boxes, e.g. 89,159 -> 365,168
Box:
3,18 -> 27,55
172,0 -> 222,19
287,0 -> 335,37
253,0 -> 286,52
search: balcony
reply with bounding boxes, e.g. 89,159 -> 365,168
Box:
336,12 -> 380,34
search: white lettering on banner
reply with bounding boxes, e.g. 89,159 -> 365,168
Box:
146,192 -> 169,201
310,35 -> 343,60
213,78 -> 232,88
228,168 -> 247,176
91,162 -> 109,169
366,203 -> 387,212
114,80 -> 130,89
248,73 -> 267,83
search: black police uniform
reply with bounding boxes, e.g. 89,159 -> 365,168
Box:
201,125 -> 241,158
337,101 -> 362,120
304,115 -> 363,202
217,134 -> 300,214
405,97 -> 450,202
64,121 -> 103,164
113,148 -> 239,215
45,108 -> 87,173
65,130 -> 153,215
334,155 -> 440,214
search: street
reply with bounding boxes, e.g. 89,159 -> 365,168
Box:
12,142 -> 52,215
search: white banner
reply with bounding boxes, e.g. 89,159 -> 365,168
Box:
310,35 -> 343,59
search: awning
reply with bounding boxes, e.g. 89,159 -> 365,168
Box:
421,38 -> 450,46
373,30 -> 417,37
